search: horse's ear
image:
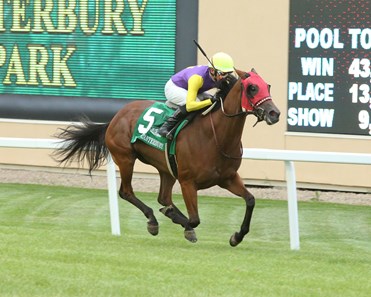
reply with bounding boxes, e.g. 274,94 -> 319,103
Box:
251,68 -> 258,74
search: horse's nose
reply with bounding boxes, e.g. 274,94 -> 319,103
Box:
268,109 -> 280,124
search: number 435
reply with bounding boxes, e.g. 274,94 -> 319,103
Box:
348,58 -> 370,78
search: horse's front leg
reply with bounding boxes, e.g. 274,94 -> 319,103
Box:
222,173 -> 255,247
179,180 -> 200,243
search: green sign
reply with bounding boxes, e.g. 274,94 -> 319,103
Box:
0,0 -> 176,100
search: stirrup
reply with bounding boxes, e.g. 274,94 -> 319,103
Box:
158,130 -> 168,137
165,125 -> 179,140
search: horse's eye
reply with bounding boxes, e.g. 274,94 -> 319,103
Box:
248,85 -> 258,95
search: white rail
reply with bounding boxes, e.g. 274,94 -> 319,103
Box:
242,148 -> 371,250
0,137 -> 121,236
1,137 -> 371,250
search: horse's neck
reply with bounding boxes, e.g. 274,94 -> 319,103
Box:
213,81 -> 246,147
223,81 -> 243,115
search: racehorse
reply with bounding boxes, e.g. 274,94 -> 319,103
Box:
54,69 -> 280,246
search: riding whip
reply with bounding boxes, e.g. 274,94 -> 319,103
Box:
193,40 -> 217,72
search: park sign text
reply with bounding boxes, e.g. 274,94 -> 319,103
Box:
0,0 -> 176,100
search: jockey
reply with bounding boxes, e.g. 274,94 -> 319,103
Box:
158,52 -> 236,139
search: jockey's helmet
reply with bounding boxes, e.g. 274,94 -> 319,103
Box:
209,52 -> 234,72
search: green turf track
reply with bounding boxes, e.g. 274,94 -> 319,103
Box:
0,183 -> 370,297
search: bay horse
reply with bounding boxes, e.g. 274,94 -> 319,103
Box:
54,69 -> 280,246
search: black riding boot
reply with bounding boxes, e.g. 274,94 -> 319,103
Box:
158,107 -> 187,139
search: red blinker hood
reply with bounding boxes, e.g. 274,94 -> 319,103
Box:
241,72 -> 272,112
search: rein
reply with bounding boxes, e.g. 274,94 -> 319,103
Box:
208,80 -> 247,159
209,108 -> 243,160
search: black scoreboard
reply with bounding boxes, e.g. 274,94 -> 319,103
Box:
288,0 -> 370,136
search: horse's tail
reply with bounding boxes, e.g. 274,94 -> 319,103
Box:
54,117 -> 110,174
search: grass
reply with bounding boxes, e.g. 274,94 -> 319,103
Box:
0,183 -> 370,297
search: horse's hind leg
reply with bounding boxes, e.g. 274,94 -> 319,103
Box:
157,173 -> 197,242
117,159 -> 159,236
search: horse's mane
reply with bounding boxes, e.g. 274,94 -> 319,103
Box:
216,74 -> 238,98
211,74 -> 239,112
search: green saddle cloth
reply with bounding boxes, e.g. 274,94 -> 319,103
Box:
131,102 -> 185,154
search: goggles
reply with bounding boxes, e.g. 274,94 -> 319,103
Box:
217,71 -> 233,77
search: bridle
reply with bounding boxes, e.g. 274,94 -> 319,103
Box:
218,76 -> 271,125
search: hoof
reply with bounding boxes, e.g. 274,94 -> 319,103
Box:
184,229 -> 197,243
147,223 -> 159,236
229,232 -> 241,247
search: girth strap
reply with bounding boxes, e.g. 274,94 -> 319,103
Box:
164,142 -> 178,179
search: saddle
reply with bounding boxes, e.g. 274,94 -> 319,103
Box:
131,102 -> 215,178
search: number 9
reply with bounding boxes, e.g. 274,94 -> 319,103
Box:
358,110 -> 370,130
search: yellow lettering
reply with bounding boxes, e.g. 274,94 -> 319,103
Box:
0,45 -> 5,67
102,0 -> 127,34
128,0 -> 148,35
32,0 -> 56,33
28,45 -> 52,85
50,45 -> 76,87
80,0 -> 99,35
0,0 -> 5,32
55,0 -> 77,33
3,44 -> 27,85
10,0 -> 31,33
